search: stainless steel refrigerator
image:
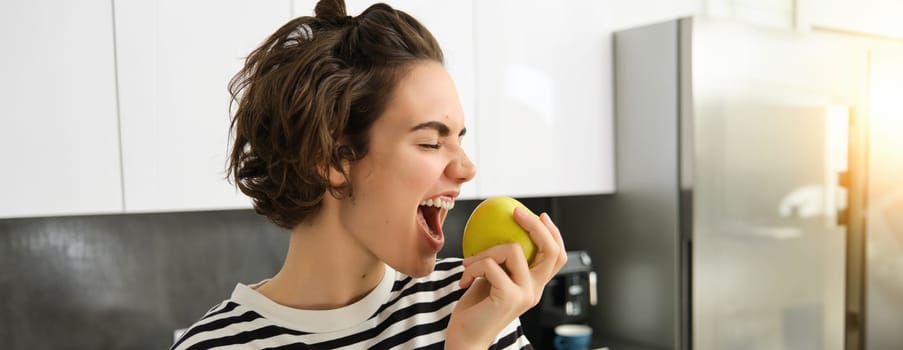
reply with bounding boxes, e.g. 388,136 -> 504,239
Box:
556,17 -> 884,350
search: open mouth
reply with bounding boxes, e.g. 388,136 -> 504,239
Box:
417,197 -> 454,241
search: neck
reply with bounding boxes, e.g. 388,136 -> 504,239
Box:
256,208 -> 385,310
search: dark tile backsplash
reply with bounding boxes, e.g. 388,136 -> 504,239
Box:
0,197 -> 552,350
1,210 -> 288,350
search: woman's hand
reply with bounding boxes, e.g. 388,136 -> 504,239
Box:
445,208 -> 568,349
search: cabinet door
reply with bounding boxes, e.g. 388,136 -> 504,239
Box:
474,0 -> 615,197
0,0 -> 123,218
807,0 -> 903,38
115,0 -> 291,212
292,0 -> 478,199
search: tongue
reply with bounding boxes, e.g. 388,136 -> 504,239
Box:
420,206 -> 442,238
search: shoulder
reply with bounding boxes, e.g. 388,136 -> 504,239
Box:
170,301 -> 282,350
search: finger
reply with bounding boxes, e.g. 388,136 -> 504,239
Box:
539,213 -> 568,268
459,256 -> 518,293
540,213 -> 565,251
513,208 -> 561,276
463,243 -> 531,284
459,258 -> 476,288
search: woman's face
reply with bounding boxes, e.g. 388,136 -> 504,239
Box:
337,61 -> 476,277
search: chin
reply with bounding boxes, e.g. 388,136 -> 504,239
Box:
399,258 -> 437,278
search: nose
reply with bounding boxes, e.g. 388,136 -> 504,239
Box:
448,146 -> 477,184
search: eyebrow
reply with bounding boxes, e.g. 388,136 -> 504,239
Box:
410,121 -> 467,137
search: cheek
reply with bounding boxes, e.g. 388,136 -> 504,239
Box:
358,148 -> 447,196
398,155 -> 446,184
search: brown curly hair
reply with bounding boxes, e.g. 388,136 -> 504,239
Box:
227,0 -> 444,229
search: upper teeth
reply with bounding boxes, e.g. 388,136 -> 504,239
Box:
419,198 -> 455,210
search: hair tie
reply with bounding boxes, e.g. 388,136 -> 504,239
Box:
343,15 -> 358,26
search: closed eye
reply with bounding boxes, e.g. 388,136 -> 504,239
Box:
419,143 -> 441,150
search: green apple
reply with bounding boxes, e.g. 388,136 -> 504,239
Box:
462,196 -> 539,265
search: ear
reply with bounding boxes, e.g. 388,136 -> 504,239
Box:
326,162 -> 348,187
323,142 -> 353,189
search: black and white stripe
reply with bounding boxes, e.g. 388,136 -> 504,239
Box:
171,258 -> 532,350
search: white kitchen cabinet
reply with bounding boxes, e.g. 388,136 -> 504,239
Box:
0,0 -> 123,218
806,0 -> 903,38
114,0 -> 291,212
704,0 -> 794,29
294,0 -> 617,198
610,0 -> 703,30
474,0 -> 615,197
292,0 -> 479,199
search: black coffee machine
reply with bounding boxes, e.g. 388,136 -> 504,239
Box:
521,250 -> 597,349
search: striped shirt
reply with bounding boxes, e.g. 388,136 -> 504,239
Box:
171,258 -> 533,349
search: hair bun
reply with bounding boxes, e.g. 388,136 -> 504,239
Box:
314,0 -> 348,21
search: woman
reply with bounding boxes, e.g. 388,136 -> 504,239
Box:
172,1 -> 566,348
